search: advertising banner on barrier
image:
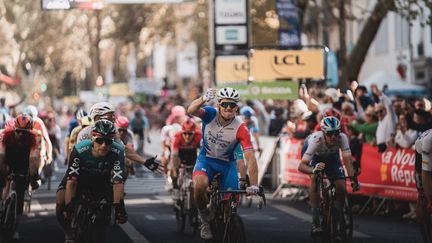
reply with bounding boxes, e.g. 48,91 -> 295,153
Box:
357,144 -> 417,202
279,138 -> 417,201
257,136 -> 279,185
280,136 -> 310,187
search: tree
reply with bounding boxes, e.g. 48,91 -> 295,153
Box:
341,0 -> 396,89
297,0 -> 432,90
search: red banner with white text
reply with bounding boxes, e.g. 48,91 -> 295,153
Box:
357,144 -> 417,202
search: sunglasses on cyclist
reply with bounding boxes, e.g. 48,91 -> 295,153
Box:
183,132 -> 194,136
14,129 -> 30,135
94,137 -> 114,145
219,102 -> 237,109
325,130 -> 340,137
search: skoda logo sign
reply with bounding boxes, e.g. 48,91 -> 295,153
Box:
249,85 -> 260,96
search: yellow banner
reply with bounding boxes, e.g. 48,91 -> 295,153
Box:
109,83 -> 130,96
249,49 -> 324,80
63,96 -> 80,105
215,55 -> 248,84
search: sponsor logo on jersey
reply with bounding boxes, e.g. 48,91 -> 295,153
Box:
78,145 -> 90,153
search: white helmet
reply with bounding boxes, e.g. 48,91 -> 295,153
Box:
89,102 -> 115,119
23,105 -> 38,117
217,87 -> 240,102
76,108 -> 87,120
320,116 -> 341,132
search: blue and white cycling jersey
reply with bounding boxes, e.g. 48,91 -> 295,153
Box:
193,106 -> 253,190
301,131 -> 351,178
197,106 -> 253,162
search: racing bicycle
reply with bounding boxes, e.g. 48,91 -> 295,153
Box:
206,173 -> 266,243
314,172 -> 353,243
0,173 -> 29,242
175,164 -> 198,235
69,195 -> 116,243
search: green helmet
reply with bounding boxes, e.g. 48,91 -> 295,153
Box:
92,119 -> 117,137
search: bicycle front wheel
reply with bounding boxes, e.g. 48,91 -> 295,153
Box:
223,214 -> 246,243
175,201 -> 185,233
342,197 -> 353,242
2,193 -> 18,240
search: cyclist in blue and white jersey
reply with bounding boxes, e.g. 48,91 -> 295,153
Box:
188,87 -> 259,240
298,116 -> 360,235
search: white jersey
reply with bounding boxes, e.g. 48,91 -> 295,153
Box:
77,126 -> 92,143
302,131 -> 351,161
415,129 -> 432,172
160,123 -> 182,145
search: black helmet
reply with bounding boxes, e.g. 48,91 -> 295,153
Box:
92,120 -> 116,138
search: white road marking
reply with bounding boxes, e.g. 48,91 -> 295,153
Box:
271,204 -> 371,238
119,222 -> 151,243
124,196 -> 172,206
31,199 -> 56,212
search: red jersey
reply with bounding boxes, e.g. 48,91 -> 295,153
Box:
171,130 -> 202,165
0,129 -> 38,173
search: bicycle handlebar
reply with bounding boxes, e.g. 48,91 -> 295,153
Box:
218,186 -> 266,209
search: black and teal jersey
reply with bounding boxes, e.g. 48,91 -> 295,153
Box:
66,140 -> 126,188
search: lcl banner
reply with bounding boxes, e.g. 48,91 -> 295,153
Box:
249,49 -> 324,80
215,55 -> 248,85
357,144 -> 417,202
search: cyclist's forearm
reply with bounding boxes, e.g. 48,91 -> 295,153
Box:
29,156 -> 40,176
171,155 -> 180,169
244,151 -> 258,185
125,146 -> 146,164
253,133 -> 260,149
113,183 -> 124,203
187,97 -> 205,116
343,156 -> 355,177
298,160 -> 313,174
65,180 -> 77,205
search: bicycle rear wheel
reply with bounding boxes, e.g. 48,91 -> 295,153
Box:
223,214 -> 246,243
